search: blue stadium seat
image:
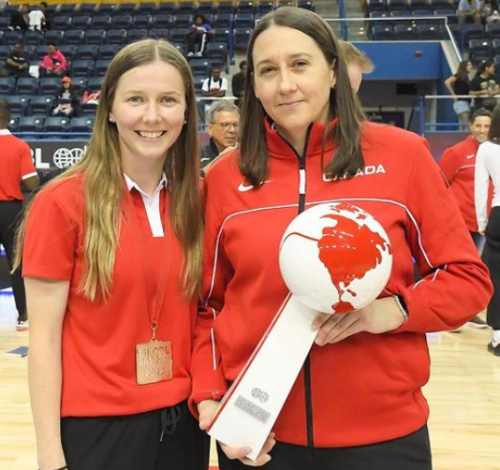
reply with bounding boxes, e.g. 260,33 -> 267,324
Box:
134,14 -> 153,29
175,14 -> 193,28
98,4 -> 117,15
87,76 -> 103,91
394,24 -> 415,39
234,13 -> 255,28
72,15 -> 92,29
86,30 -> 107,45
70,77 -> 88,95
256,1 -> 274,13
19,115 -> 45,132
59,3 -> 76,14
128,29 -> 149,43
172,43 -> 186,55
98,44 -> 120,60
277,1 -> 296,7
412,9 -> 434,16
463,24 -> 485,43
372,24 -> 394,39
486,22 -> 500,39
408,0 -> 432,11
197,2 -> 214,14
39,77 -> 63,95
297,0 -> 315,10
152,14 -> 173,28
6,95 -> 27,116
106,29 -> 128,44
237,1 -> 255,14
215,13 -> 233,28
72,59 -> 95,77
178,2 -> 196,14
92,15 -> 113,30
234,28 -> 252,51
58,45 -> 78,61
416,23 -> 443,39
207,42 -> 228,68
0,77 -> 16,95
8,116 -> 18,132
80,102 -> 98,116
0,16 -> 10,29
94,59 -> 112,76
118,3 -> 137,14
430,0 -> 453,8
44,30 -> 65,45
76,45 -> 98,60
80,4 -> 99,16
51,15 -> 72,30
492,38 -> 500,56
469,39 -> 492,61
113,14 -> 133,29
387,0 -> 407,11
213,28 -> 231,43
25,30 -> 44,46
68,116 -> 95,133
149,29 -> 171,40
170,28 -> 188,44
3,31 -> 23,46
44,116 -> 71,132
193,75 -> 206,93
29,95 -> 55,115
190,58 -> 212,77
17,77 -> 39,95
366,0 -> 387,13
137,3 -> 158,14
218,2 -> 235,14
64,30 -> 86,45
0,46 -> 10,61
157,3 -> 176,13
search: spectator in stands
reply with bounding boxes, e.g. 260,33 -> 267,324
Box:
201,66 -> 227,99
194,7 -> 492,470
40,2 -> 51,30
0,43 -> 29,78
445,59 -> 473,128
232,60 -> 247,107
201,101 -> 239,167
338,40 -> 374,93
28,4 -> 45,31
52,77 -> 75,117
482,0 -> 500,23
439,108 -> 492,330
457,0 -> 481,26
187,14 -> 213,57
470,60 -> 500,111
14,39 -> 209,470
39,43 -> 67,77
475,104 -> 500,356
0,99 -> 39,331
9,4 -> 29,30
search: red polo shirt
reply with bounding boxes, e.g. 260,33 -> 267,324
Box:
0,129 -> 37,201
23,173 -> 196,417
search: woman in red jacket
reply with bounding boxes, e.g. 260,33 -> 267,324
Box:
191,8 -> 493,470
15,40 -> 208,470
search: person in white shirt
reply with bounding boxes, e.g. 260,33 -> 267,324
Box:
475,103 -> 500,356
28,5 -> 45,31
201,67 -> 228,98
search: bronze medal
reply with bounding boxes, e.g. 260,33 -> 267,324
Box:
136,338 -> 172,385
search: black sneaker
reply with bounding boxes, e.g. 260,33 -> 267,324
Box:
487,342 -> 500,356
466,315 -> 488,329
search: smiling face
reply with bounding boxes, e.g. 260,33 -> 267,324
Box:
252,26 -> 335,152
470,115 -> 491,143
109,60 -> 186,174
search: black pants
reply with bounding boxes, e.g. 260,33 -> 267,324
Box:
61,401 -> 210,470
482,206 -> 500,330
0,201 -> 26,320
187,31 -> 207,54
218,425 -> 432,470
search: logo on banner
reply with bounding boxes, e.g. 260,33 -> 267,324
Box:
53,147 -> 86,169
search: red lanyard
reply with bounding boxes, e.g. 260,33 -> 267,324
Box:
122,185 -> 172,335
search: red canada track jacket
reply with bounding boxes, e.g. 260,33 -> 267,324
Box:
191,120 -> 492,447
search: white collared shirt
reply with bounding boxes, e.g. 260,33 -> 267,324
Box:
124,173 -> 167,238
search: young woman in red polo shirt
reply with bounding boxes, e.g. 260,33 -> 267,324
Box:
14,40 -> 208,470
191,8 -> 493,470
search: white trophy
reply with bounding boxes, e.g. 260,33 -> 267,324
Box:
207,203 -> 393,460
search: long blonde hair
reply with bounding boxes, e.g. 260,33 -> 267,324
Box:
15,40 -> 203,300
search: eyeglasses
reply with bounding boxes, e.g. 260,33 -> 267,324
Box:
214,122 -> 239,130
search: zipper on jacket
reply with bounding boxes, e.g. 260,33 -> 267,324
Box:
277,124 -> 315,447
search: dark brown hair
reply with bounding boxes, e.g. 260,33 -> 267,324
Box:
239,7 -> 365,185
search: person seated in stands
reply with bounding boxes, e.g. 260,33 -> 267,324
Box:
187,14 -> 213,57
28,4 -> 45,31
10,4 -> 29,30
201,101 -> 240,168
457,0 -> 481,27
232,60 -> 247,107
39,43 -> 67,77
0,43 -> 29,78
470,60 -> 500,111
40,2 -> 51,30
482,0 -> 500,23
202,67 -> 227,99
52,77 -> 75,117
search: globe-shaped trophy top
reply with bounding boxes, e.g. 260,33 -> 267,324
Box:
279,203 -> 393,314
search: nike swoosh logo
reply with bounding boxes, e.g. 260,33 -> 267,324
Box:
466,154 -> 475,159
323,174 -> 334,182
238,180 -> 273,192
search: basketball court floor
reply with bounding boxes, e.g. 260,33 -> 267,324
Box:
1,289 -> 499,470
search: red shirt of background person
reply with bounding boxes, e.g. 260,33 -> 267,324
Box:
191,7 -> 493,470
439,109 -> 492,234
15,40 -> 208,470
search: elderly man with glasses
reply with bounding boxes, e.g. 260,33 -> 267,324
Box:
201,101 -> 240,170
